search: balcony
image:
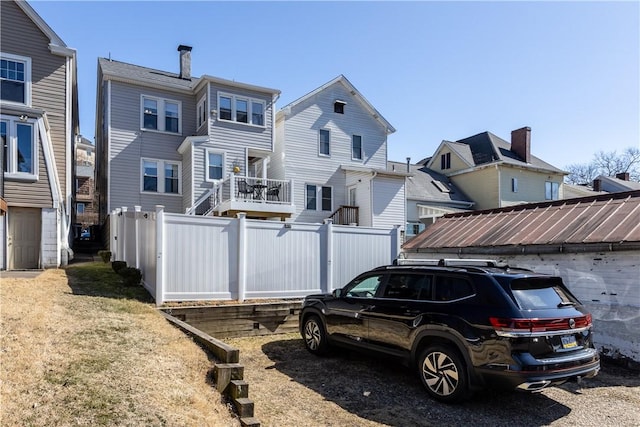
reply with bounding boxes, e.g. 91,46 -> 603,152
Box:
187,175 -> 296,220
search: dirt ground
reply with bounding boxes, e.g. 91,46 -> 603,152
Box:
227,333 -> 640,427
0,265 -> 239,427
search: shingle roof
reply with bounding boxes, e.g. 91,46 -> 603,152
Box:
456,131 -> 565,173
388,161 -> 473,205
597,175 -> 640,192
98,57 -> 199,91
403,190 -> 640,252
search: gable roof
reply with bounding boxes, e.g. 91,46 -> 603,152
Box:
14,0 -> 66,47
428,131 -> 565,174
403,190 -> 640,253
389,161 -> 474,206
277,75 -> 395,134
596,175 -> 640,192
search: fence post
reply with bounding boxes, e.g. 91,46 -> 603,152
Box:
324,219 -> 333,293
237,212 -> 247,302
120,207 -> 128,263
111,208 -> 119,260
392,225 -> 401,262
134,206 -> 141,268
155,205 -> 165,306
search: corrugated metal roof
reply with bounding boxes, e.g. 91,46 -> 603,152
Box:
403,190 -> 640,251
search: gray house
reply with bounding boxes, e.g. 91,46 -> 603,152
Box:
273,75 -> 408,229
402,190 -> 640,363
96,46 -> 294,226
389,160 -> 474,239
1,0 -> 79,269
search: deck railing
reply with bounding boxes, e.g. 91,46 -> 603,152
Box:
328,205 -> 359,225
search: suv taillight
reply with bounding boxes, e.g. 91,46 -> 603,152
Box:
490,314 -> 592,334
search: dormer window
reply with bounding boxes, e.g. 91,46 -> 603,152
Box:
334,100 -> 346,114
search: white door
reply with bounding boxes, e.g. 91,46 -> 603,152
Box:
8,207 -> 41,269
348,186 -> 357,206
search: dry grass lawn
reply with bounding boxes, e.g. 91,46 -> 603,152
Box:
0,262 -> 239,426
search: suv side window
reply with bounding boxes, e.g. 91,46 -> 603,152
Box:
434,275 -> 475,301
383,273 -> 433,300
345,275 -> 384,298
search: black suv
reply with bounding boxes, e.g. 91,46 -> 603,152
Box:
299,259 -> 600,403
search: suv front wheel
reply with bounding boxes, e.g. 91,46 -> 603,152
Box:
302,315 -> 330,355
418,345 -> 470,403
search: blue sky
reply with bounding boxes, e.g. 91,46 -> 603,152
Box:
29,0 -> 639,169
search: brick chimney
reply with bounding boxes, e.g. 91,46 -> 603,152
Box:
593,178 -> 602,192
616,172 -> 630,181
177,45 -> 192,80
511,127 -> 531,163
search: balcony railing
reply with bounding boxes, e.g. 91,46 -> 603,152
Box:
187,175 -> 294,219
328,205 -> 359,225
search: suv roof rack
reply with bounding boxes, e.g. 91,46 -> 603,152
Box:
393,258 -> 502,267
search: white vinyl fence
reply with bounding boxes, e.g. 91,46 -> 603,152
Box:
110,206 -> 402,305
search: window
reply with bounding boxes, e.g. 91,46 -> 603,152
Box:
384,274 -> 433,300
219,96 -> 232,120
306,184 -> 332,211
319,129 -> 330,156
217,92 -> 266,126
512,177 -> 518,193
352,135 -> 362,160
1,53 -> 31,105
406,222 -> 425,237
251,101 -> 264,126
206,151 -> 224,181
334,100 -> 345,114
140,158 -> 181,194
77,203 -> 86,214
140,95 -> 181,134
440,152 -> 451,170
1,116 -> 36,178
346,275 -> 383,298
164,162 -> 179,193
545,181 -> 559,200
434,276 -> 475,301
165,102 -> 179,133
197,96 -> 207,128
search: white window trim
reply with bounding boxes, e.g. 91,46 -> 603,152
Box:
352,134 -> 363,161
1,115 -> 38,181
545,181 -> 559,200
205,149 -> 226,183
305,183 -> 333,211
216,91 -> 266,128
139,157 -> 182,195
140,95 -> 182,134
318,129 -> 331,157
197,95 -> 207,130
0,52 -> 32,107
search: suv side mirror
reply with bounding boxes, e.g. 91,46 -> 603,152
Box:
332,288 -> 343,298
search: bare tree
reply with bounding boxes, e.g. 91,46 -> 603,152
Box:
565,147 -> 640,184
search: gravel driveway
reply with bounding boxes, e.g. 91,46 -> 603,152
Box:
226,333 -> 640,427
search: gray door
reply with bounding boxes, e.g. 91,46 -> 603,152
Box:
8,207 -> 41,269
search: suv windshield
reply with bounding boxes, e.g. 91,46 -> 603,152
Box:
506,277 -> 577,310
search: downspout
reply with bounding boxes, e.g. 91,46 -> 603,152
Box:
369,170 -> 378,227
496,163 -> 502,208
271,92 -> 279,153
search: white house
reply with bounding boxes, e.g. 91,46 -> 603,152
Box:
273,75 -> 407,229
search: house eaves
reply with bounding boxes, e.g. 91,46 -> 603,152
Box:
194,75 -> 281,97
443,159 -> 565,178
277,75 -> 395,134
341,164 -> 411,178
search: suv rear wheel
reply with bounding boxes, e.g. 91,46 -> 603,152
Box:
418,345 -> 469,403
302,315 -> 330,355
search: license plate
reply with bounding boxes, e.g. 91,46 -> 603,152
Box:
561,335 -> 577,349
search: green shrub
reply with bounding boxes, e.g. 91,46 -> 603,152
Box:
119,267 -> 142,287
111,261 -> 127,274
98,250 -> 112,263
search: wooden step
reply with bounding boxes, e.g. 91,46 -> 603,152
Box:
233,397 -> 254,418
229,379 -> 249,399
213,363 -> 244,392
240,416 -> 260,427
